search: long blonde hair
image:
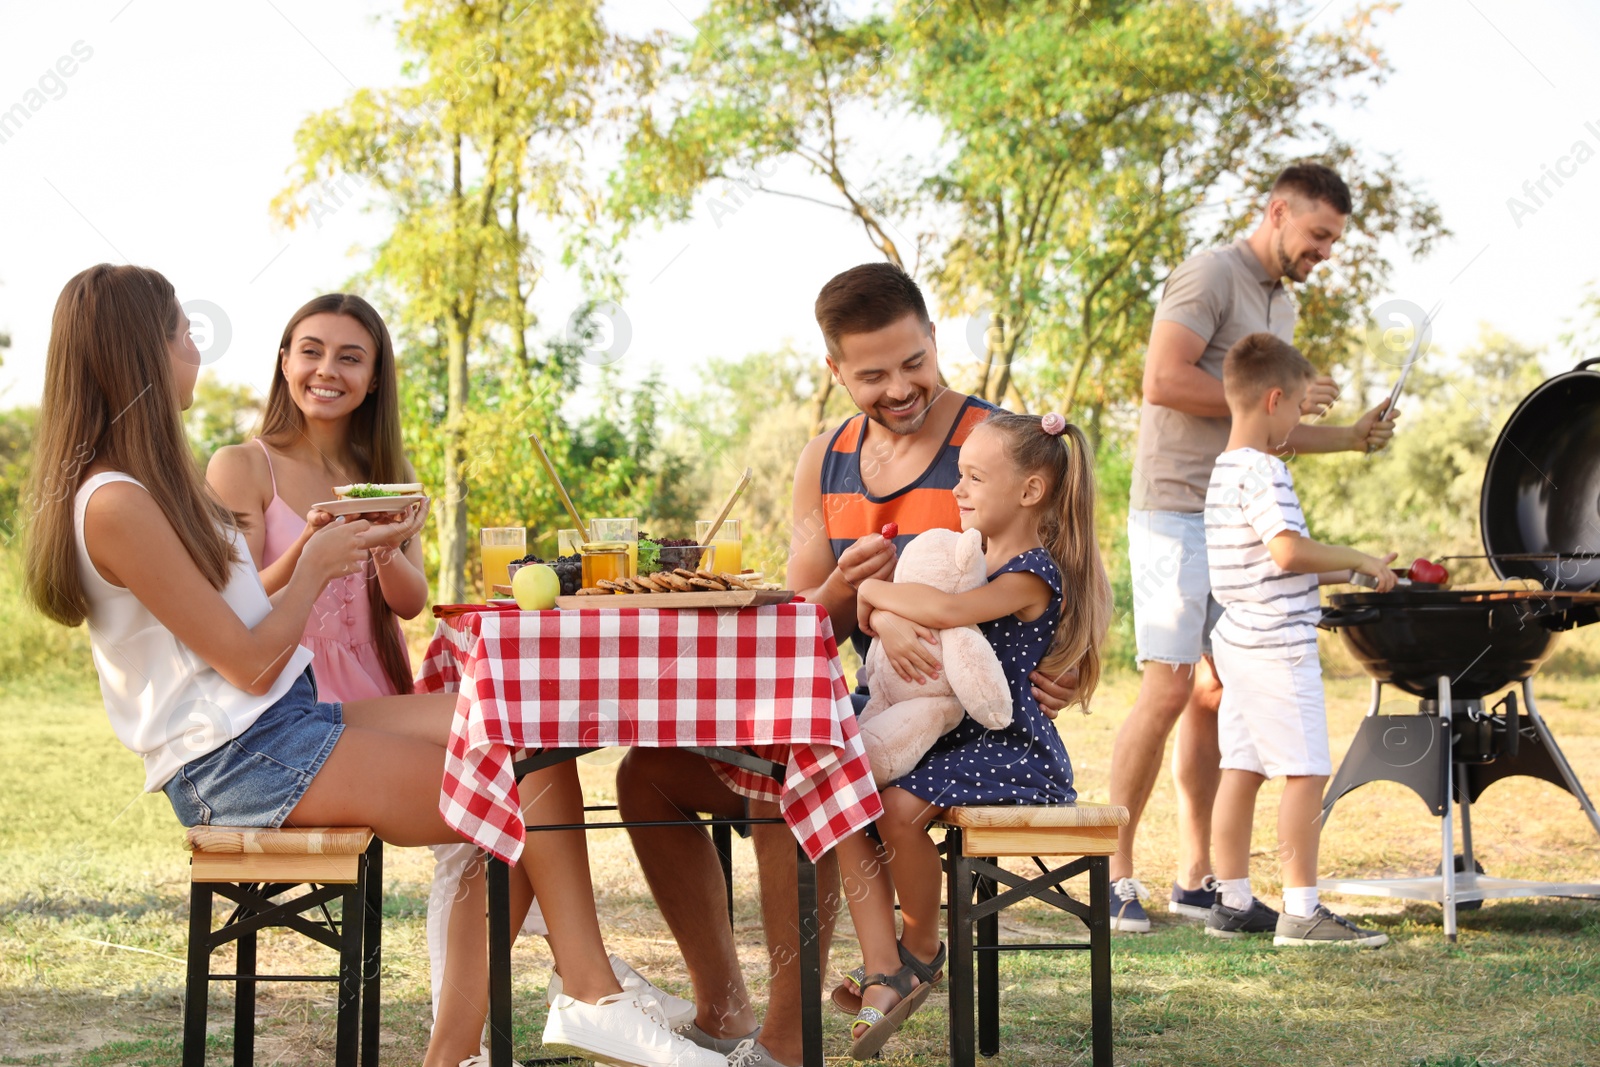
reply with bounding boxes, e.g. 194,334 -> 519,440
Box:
26,265 -> 239,626
260,294 -> 413,695
981,412 -> 1113,709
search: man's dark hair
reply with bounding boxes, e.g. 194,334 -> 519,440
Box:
814,262 -> 931,360
1223,332 -> 1317,408
1271,162 -> 1352,216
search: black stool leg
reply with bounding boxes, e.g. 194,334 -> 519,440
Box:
712,821 -> 735,925
362,841 -> 382,1067
184,880 -> 213,1067
234,899 -> 257,1067
336,880 -> 364,1067
1088,855 -> 1112,1067
976,861 -> 999,1056
945,828 -> 975,1067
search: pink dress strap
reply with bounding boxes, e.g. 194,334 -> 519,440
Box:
250,438 -> 411,701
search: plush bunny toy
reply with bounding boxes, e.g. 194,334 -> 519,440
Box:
857,527 -> 1014,784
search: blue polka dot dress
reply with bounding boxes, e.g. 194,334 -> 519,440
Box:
892,548 -> 1077,806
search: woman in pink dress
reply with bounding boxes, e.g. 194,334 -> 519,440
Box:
208,294 -> 426,701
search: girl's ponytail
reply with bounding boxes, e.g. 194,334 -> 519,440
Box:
983,411 -> 1113,709
1037,421 -> 1112,708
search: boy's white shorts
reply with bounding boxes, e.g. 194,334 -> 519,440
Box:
1211,635 -> 1332,778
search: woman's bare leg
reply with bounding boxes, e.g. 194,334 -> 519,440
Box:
341,692 -> 458,746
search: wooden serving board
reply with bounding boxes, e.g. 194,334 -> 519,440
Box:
554,589 -> 795,610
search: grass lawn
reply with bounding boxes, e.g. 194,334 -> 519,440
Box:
2,653 -> 1598,1066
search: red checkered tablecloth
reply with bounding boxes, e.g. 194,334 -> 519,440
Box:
416,602 -> 883,864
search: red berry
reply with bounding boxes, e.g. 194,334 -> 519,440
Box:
881,522 -> 899,540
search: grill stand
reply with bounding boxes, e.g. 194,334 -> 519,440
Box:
1320,676 -> 1600,942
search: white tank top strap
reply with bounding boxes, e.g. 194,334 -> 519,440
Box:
74,471 -> 146,591
252,438 -> 281,497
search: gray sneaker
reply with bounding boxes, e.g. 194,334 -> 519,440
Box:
726,1037 -> 797,1067
1273,904 -> 1389,948
678,1022 -> 761,1055
1205,897 -> 1280,939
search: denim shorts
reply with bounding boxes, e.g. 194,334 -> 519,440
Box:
162,669 -> 344,828
1127,509 -> 1222,666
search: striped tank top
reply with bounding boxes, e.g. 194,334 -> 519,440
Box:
820,394 -> 999,658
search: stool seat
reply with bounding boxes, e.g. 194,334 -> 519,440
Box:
938,802 -> 1126,858
186,826 -> 374,884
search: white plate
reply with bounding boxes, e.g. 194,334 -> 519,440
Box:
310,494 -> 427,517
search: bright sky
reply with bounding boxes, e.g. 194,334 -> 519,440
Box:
2,0 -> 1598,410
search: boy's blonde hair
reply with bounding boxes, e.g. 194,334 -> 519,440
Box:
1223,332 -> 1316,408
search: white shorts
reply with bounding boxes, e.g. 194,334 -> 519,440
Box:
1210,635 -> 1331,778
1127,509 -> 1222,666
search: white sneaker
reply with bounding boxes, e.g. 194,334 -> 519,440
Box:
543,990 -> 729,1066
547,954 -> 697,1032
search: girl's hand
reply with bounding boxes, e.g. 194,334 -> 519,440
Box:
298,517 -> 375,586
873,611 -> 941,685
365,497 -> 430,551
855,577 -> 886,636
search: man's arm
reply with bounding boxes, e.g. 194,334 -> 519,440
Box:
1142,321 -> 1230,418
787,433 -> 894,641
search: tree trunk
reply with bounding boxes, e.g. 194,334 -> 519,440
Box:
809,375 -> 836,437
438,312 -> 472,603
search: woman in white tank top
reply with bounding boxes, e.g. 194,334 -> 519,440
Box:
25,265 -> 724,1067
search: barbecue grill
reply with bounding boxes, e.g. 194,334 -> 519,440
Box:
1316,357 -> 1600,940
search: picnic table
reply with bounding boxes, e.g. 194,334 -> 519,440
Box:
417,600 -> 883,1067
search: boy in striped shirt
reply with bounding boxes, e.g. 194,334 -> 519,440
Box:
1202,332 -> 1396,947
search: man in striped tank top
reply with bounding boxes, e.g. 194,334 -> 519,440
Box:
615,262 -> 1078,1066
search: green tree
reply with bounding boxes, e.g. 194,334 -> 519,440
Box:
184,373 -> 263,467
273,0 -> 626,602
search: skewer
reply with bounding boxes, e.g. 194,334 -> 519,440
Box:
704,467 -> 753,546
527,429 -> 591,538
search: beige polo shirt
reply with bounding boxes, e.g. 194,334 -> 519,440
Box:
1130,240 -> 1297,513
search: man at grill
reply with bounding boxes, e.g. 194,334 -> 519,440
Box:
1110,163 -> 1400,932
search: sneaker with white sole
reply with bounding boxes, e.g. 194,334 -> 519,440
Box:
542,989 -> 729,1066
1273,904 -> 1389,948
1109,877 -> 1151,933
547,954 -> 697,1032
1204,897 -> 1280,939
726,1037 -> 796,1067
680,1022 -> 759,1055
1168,875 -> 1220,920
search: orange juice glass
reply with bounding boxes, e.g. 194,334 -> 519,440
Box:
697,519 -> 742,574
480,527 -> 526,597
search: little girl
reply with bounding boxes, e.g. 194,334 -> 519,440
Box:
27,265 -> 722,1067
836,410 -> 1113,1058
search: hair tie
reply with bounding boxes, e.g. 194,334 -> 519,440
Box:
1040,412 -> 1067,436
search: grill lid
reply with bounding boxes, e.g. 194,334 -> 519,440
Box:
1479,357 -> 1600,591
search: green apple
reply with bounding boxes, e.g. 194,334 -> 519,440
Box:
512,563 -> 560,610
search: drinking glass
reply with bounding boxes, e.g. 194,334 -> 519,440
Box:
696,519 -> 743,574
589,517 -> 638,577
480,527 -> 526,597
557,528 -> 586,558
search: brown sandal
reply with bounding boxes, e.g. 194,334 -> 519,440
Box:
845,942 -> 946,1060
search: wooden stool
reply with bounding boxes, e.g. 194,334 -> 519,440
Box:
183,827 -> 382,1067
939,803 -> 1128,1067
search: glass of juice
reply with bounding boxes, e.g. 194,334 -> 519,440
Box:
580,542 -> 629,590
589,517 -> 638,577
697,519 -> 743,574
480,527 -> 526,597
557,528 -> 586,558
